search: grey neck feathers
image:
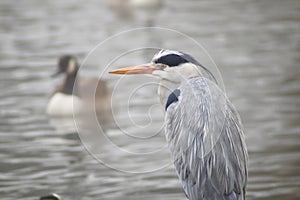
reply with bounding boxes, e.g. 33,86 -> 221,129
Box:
155,63 -> 202,107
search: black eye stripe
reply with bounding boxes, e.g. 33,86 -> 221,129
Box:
155,54 -> 188,67
155,52 -> 218,84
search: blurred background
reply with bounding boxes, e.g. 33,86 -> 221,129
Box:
0,0 -> 299,199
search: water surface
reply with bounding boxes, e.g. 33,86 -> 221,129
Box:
0,0 -> 299,199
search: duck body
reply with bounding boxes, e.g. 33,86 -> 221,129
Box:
46,92 -> 82,116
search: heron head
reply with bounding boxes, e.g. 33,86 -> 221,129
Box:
109,49 -> 215,106
109,49 -> 200,75
109,49 -> 217,84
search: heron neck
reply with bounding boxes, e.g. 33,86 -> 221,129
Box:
155,64 -> 202,107
158,79 -> 181,107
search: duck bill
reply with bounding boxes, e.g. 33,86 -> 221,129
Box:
109,63 -> 158,75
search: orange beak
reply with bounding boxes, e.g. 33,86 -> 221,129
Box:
109,63 -> 159,75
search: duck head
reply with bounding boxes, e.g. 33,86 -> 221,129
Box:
52,55 -> 79,77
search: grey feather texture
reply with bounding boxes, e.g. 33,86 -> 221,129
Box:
165,77 -> 248,200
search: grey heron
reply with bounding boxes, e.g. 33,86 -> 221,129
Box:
109,49 -> 248,200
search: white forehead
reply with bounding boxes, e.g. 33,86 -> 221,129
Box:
152,49 -> 183,61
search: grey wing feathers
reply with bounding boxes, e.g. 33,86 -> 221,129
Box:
165,77 -> 248,200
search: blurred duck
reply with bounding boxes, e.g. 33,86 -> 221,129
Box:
109,0 -> 163,9
108,0 -> 163,20
46,55 -> 112,116
40,193 -> 61,200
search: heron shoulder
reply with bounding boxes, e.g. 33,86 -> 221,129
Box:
165,76 -> 224,114
165,89 -> 181,111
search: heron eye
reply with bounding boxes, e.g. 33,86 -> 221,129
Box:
156,63 -> 167,70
